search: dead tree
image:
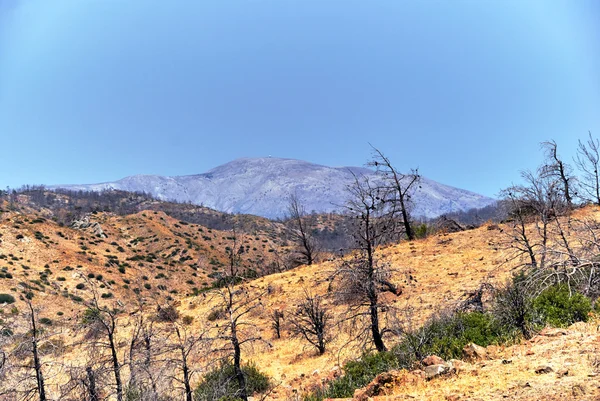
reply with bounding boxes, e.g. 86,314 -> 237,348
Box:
369,146 -> 421,241
26,300 -> 47,401
575,131 -> 600,205
541,140 -> 575,209
287,193 -> 318,266
500,186 -> 539,268
289,290 -> 331,355
270,310 -> 284,339
7,299 -> 63,401
126,305 -> 170,401
0,311 -> 17,400
501,169 -> 566,270
166,323 -> 207,401
80,290 -> 124,401
209,229 -> 268,401
331,173 -> 400,352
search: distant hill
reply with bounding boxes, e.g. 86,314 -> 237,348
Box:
53,157 -> 496,219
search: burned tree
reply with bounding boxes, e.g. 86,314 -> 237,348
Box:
289,290 -> 331,355
270,309 -> 284,339
126,303 -> 172,401
166,322 -> 207,401
541,140 -> 575,209
80,291 -> 125,401
369,146 -> 421,241
26,300 -> 47,401
287,193 -> 318,266
331,173 -> 400,352
575,131 -> 600,205
7,299 -> 51,401
206,229 -> 268,401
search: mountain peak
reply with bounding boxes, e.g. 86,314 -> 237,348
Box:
53,158 -> 495,219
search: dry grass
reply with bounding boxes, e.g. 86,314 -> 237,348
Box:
3,205 -> 600,400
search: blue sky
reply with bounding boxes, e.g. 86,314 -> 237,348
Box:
0,0 -> 598,197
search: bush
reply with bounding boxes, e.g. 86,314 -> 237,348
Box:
305,311 -> 513,401
76,283 -> 85,290
306,351 -> 404,400
0,293 -> 15,304
207,307 -> 226,321
194,361 -> 270,401
401,311 -> 511,360
492,274 -> 539,339
533,285 -> 591,327
157,305 -> 179,322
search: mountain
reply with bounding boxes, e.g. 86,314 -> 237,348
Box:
53,157 -> 496,219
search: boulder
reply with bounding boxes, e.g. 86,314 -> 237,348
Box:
462,343 -> 487,361
535,365 -> 554,374
422,355 -> 445,366
71,215 -> 107,238
424,364 -> 449,379
353,370 -> 424,400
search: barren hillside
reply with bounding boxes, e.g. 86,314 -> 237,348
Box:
1,203 -> 599,400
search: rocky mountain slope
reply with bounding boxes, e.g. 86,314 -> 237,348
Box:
53,157 -> 496,219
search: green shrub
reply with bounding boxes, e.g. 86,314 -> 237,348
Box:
305,311 -> 513,401
492,274 -> 540,339
305,351 -> 404,400
533,285 -> 591,327
194,361 -> 270,401
76,283 -> 85,290
413,223 -> 430,239
399,311 -> 512,361
39,317 -> 53,326
0,293 -> 15,304
207,307 -> 225,321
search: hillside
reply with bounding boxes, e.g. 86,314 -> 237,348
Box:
0,204 -> 287,308
1,202 -> 599,400
52,157 -> 497,219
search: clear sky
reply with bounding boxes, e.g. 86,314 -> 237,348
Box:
0,0 -> 598,197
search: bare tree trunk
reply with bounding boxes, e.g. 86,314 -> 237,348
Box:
175,327 -> 193,401
108,330 -> 123,401
232,326 -> 248,401
86,367 -> 99,401
28,303 -> 46,401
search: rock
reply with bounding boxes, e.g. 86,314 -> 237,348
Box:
424,364 -> 448,379
448,359 -> 465,372
572,384 -> 587,396
535,365 -> 554,374
422,355 -> 445,366
71,215 -> 107,238
540,328 -> 568,337
326,365 -> 341,381
462,343 -> 487,361
354,370 -> 424,400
